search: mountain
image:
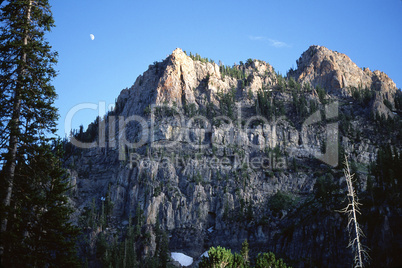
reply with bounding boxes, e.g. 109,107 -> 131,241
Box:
115,48 -> 277,116
289,45 -> 397,118
65,46 -> 402,267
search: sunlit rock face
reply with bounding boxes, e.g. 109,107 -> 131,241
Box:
289,45 -> 397,117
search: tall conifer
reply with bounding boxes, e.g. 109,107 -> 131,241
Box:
0,0 -> 79,266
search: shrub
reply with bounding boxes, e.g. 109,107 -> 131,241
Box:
199,246 -> 233,268
255,252 -> 289,268
269,191 -> 296,214
313,173 -> 339,204
199,245 -> 289,268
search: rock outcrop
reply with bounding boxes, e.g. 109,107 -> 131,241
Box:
117,48 -> 277,117
67,46 -> 402,267
291,45 -> 396,92
289,45 -> 398,117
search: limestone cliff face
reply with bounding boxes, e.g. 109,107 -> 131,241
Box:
67,46 -> 402,267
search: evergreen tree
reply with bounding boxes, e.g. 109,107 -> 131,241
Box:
199,245 -> 289,268
240,239 -> 250,265
2,141 -> 80,267
0,0 -> 79,265
199,246 -> 234,267
255,252 -> 289,268
154,220 -> 169,268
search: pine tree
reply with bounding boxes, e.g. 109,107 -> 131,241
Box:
3,141 -> 80,267
199,246 -> 234,267
240,239 -> 249,264
0,0 -> 79,265
255,252 -> 288,268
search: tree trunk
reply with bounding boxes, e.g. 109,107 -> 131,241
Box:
0,0 -> 32,257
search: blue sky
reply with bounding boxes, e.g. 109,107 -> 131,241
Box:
48,0 -> 402,138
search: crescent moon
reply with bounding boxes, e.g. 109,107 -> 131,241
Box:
90,34 -> 95,40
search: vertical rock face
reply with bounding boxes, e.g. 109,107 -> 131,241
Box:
68,46 -> 402,267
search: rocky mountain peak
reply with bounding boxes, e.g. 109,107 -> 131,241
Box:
169,47 -> 188,61
117,48 -> 278,118
115,46 -> 398,120
293,45 -> 397,92
290,45 -> 398,117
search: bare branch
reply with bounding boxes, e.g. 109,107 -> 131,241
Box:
340,155 -> 369,267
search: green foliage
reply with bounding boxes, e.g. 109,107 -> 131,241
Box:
395,89 -> 402,110
94,219 -> 138,268
313,173 -> 339,204
152,219 -> 170,268
303,82 -> 312,92
338,110 -> 352,136
199,245 -> 290,268
256,88 -> 272,118
182,97 -> 199,117
78,203 -> 172,268
351,86 -> 375,106
269,191 -> 296,215
199,246 -> 234,267
255,88 -> 285,119
292,157 -> 298,172
2,141 -> 81,267
292,89 -> 308,117
372,111 -> 402,138
247,89 -> 254,100
220,64 -> 246,80
255,252 -> 289,268
206,101 -> 216,118
187,103 -> 198,117
288,77 -> 298,90
233,253 -> 248,267
187,51 -> 214,64
144,105 -> 151,115
0,1 -> 80,266
245,203 -> 254,222
79,187 -> 114,231
217,88 -> 236,119
316,85 -> 327,104
151,102 -> 181,118
370,144 -> 402,194
276,73 -> 286,91
71,117 -> 99,143
338,140 -> 346,170
240,239 -> 250,264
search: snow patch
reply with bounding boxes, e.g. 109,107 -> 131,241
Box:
171,252 -> 193,266
201,250 -> 209,258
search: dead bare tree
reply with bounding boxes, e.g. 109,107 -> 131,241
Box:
339,155 -> 369,267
